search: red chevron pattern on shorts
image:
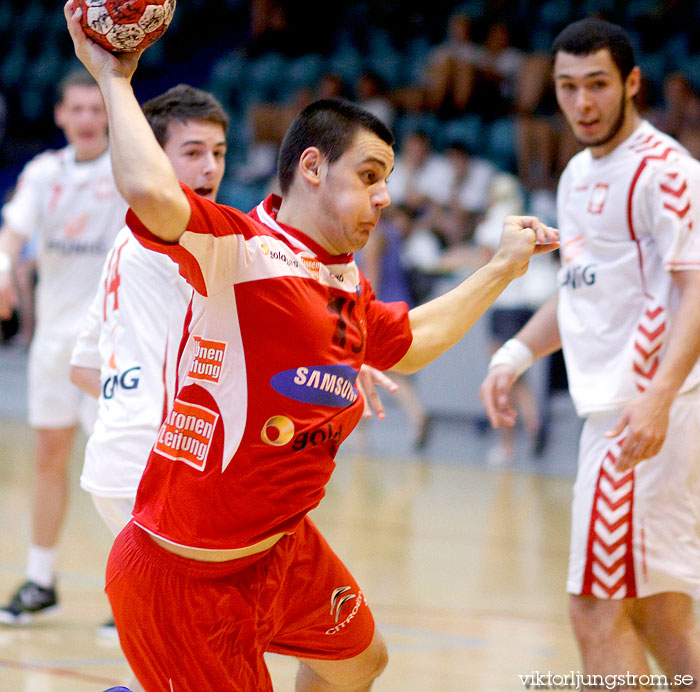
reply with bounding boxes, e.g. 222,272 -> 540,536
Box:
581,440 -> 636,599
633,301 -> 666,392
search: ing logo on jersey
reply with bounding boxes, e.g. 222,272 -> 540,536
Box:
270,364 -> 359,408
261,415 -> 295,446
588,183 -> 609,215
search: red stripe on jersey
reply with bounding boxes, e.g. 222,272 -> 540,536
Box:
626,146 -> 677,287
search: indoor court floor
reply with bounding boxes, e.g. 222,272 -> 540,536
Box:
0,342 -> 585,692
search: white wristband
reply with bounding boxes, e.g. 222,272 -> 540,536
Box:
488,338 -> 534,377
0,251 -> 11,276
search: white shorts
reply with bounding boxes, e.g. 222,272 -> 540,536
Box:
28,334 -> 97,431
90,494 -> 135,537
567,387 -> 700,599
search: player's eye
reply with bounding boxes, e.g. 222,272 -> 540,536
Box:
361,170 -> 377,184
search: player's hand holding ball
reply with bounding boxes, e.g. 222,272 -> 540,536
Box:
72,0 -> 175,52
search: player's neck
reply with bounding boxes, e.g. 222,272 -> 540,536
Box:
276,195 -> 336,255
73,141 -> 109,163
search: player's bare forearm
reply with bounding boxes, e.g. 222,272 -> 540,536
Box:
392,216 -> 559,374
64,1 -> 189,241
513,293 -> 562,360
70,365 -> 102,399
392,257 -> 516,373
0,227 -> 26,319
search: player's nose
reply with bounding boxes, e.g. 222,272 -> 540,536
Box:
372,182 -> 391,209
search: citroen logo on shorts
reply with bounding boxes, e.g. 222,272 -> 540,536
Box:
261,415 -> 295,446
330,586 -> 357,623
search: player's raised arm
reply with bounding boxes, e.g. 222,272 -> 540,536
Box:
64,1 -> 189,242
392,215 -> 559,374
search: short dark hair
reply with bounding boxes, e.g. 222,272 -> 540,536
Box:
551,17 -> 636,81
277,98 -> 394,196
56,69 -> 98,104
142,84 -> 229,147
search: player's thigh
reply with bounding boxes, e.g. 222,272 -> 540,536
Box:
27,335 -> 83,428
267,518 -> 376,662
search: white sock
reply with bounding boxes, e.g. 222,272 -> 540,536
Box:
26,545 -> 58,589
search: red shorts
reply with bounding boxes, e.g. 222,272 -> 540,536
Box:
106,518 -> 375,692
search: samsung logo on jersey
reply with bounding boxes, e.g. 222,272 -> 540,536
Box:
271,365 -> 358,407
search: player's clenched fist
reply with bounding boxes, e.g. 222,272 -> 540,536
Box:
493,215 -> 559,279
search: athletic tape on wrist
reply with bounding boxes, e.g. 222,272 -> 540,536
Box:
488,338 -> 534,377
0,251 -> 11,276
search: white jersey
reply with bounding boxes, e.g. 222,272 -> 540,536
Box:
71,226 -> 192,497
556,120 -> 700,415
2,145 -> 127,339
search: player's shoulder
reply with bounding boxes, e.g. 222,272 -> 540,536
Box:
624,121 -> 695,168
20,146 -> 69,179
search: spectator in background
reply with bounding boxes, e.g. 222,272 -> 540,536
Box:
239,73 -> 346,186
649,72 -> 700,160
515,52 -> 580,193
355,71 -> 395,130
434,140 -> 497,243
386,130 -> 452,212
474,21 -> 524,121
424,12 -> 483,118
360,210 -> 430,449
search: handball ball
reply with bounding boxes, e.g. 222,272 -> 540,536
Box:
74,0 -> 176,53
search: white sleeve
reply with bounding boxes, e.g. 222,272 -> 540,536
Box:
647,157 -> 700,271
1,155 -> 49,238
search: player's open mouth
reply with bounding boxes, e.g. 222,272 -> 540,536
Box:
195,187 -> 214,197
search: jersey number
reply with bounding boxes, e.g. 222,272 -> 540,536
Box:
103,238 -> 128,320
327,296 -> 364,354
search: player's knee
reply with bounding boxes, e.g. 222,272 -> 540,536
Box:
629,594 -> 697,645
343,636 -> 388,689
569,595 -> 626,645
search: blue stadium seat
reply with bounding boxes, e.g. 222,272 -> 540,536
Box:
327,45 -> 364,86
248,53 -> 288,101
218,179 -> 267,212
537,0 -> 572,30
624,0 -> 659,21
393,112 -> 440,149
0,42 -> 28,91
285,54 -> 325,91
366,47 -> 403,89
438,114 -> 484,153
485,117 -> 517,173
636,52 -> 667,91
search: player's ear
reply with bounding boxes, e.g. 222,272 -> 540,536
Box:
299,147 -> 324,187
626,65 -> 641,99
54,103 -> 65,130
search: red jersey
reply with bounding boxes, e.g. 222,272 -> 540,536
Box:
128,188 -> 412,549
